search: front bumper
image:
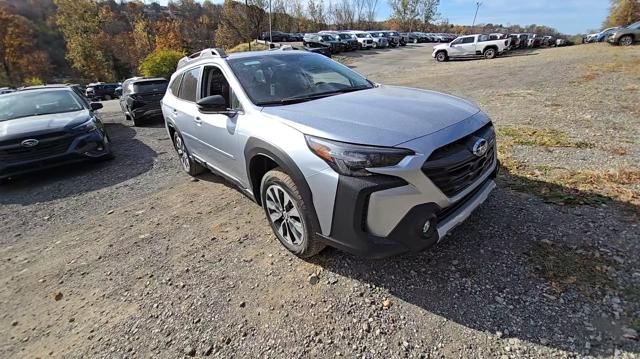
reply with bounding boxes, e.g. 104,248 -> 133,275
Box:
316,115 -> 497,258
319,168 -> 497,258
0,130 -> 111,179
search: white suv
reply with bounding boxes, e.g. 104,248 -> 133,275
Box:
161,48 -> 497,258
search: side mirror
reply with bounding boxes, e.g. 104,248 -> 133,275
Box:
90,102 -> 103,111
197,95 -> 227,113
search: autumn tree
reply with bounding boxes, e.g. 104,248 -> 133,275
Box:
605,0 -> 640,27
53,0 -> 113,81
388,0 -> 439,31
0,8 -> 49,86
215,0 -> 254,49
139,49 -> 184,79
155,20 -> 185,51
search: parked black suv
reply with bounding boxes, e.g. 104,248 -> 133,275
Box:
119,77 -> 168,126
0,87 -> 113,180
86,83 -> 120,101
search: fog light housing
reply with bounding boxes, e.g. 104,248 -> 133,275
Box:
421,217 -> 437,239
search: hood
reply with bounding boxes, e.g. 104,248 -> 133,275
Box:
0,110 -> 91,140
433,43 -> 449,50
261,86 -> 480,147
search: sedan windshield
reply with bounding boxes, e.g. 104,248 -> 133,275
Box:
228,53 -> 373,106
0,90 -> 84,121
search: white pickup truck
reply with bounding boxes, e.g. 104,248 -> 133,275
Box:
432,34 -> 510,62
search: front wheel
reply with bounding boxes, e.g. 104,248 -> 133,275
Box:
619,35 -> 633,46
435,51 -> 448,62
484,48 -> 497,59
261,169 -> 325,258
173,131 -> 205,176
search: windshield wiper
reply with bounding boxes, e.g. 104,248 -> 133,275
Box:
260,85 -> 372,106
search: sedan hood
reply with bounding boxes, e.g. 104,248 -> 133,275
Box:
0,110 -> 91,140
261,86 -> 479,147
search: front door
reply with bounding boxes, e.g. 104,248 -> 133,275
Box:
194,66 -> 244,182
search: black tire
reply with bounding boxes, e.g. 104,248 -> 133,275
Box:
260,169 -> 325,258
619,35 -> 633,46
484,47 -> 497,59
172,131 -> 205,176
435,51 -> 448,62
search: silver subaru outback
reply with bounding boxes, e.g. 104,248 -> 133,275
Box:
161,48 -> 497,258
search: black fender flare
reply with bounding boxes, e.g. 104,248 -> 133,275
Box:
244,137 -> 322,233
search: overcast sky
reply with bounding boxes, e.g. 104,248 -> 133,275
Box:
154,0 -> 610,34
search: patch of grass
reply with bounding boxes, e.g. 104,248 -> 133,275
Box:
579,57 -> 640,82
497,125 -> 639,207
495,90 -> 539,98
610,147 -> 627,156
227,41 -> 269,53
498,126 -> 594,149
529,241 -> 615,295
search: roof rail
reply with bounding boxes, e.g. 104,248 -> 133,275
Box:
177,48 -> 227,69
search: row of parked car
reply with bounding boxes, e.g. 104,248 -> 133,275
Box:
585,21 -> 640,46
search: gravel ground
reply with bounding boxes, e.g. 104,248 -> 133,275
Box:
1,43 -> 639,359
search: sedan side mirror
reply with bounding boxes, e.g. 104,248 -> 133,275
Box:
90,102 -> 103,111
197,95 -> 227,113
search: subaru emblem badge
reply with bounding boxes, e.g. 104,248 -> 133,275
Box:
472,138 -> 488,157
21,139 -> 39,148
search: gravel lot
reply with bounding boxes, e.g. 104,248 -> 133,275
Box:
1,43 -> 639,358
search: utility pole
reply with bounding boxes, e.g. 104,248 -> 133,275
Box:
245,0 -> 251,50
269,0 -> 273,43
471,1 -> 482,29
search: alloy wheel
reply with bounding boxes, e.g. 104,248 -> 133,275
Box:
174,135 -> 190,172
620,36 -> 633,46
265,184 -> 304,246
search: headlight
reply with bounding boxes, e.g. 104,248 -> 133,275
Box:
72,118 -> 98,132
305,135 -> 414,177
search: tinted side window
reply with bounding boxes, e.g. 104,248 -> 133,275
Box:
169,73 -> 183,95
178,67 -> 200,102
462,37 -> 475,44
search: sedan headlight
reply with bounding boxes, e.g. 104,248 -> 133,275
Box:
72,118 -> 98,132
305,135 -> 414,177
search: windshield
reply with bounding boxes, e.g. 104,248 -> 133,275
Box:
338,34 -> 351,39
228,53 -> 373,106
320,35 -> 335,41
370,33 -> 382,37
355,33 -> 369,38
0,90 -> 84,121
389,32 -> 399,36
134,80 -> 168,93
628,21 -> 640,29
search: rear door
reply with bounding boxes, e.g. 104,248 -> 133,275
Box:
458,36 -> 477,55
173,66 -> 205,157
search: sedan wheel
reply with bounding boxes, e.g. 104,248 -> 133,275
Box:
619,35 -> 633,46
436,51 -> 447,62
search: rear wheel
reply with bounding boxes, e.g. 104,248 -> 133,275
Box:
484,47 -> 497,59
173,131 -> 205,176
435,51 -> 448,62
261,169 -> 325,258
619,35 -> 633,46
